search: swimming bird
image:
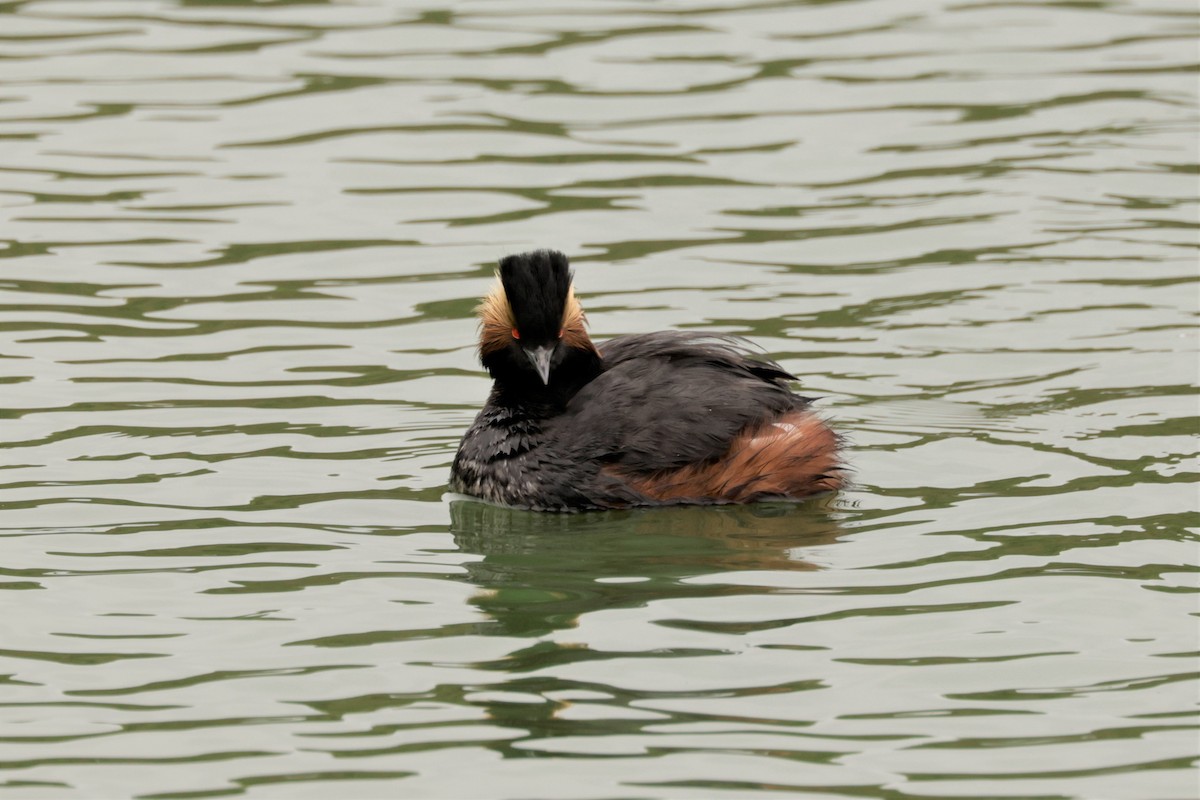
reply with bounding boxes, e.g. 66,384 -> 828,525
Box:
450,250 -> 842,511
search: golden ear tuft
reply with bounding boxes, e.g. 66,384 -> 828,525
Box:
477,276 -> 517,356
560,284 -> 597,354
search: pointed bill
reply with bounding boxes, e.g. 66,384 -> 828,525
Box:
525,345 -> 553,385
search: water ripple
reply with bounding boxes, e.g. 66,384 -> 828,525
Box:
0,0 -> 1196,797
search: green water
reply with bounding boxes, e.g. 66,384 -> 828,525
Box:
0,0 -> 1197,798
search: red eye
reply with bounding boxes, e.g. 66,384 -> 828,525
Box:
511,327 -> 520,340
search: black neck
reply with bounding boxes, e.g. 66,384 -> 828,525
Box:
486,347 -> 602,416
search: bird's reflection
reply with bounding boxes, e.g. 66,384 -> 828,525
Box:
433,499 -> 848,755
449,498 -> 846,639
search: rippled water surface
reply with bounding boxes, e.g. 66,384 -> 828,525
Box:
1,0 -> 1198,797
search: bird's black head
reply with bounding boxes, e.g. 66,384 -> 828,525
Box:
477,249 -> 600,405
499,250 -> 572,343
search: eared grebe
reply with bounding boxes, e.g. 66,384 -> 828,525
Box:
450,250 -> 842,511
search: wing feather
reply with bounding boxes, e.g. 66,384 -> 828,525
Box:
554,331 -> 810,474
